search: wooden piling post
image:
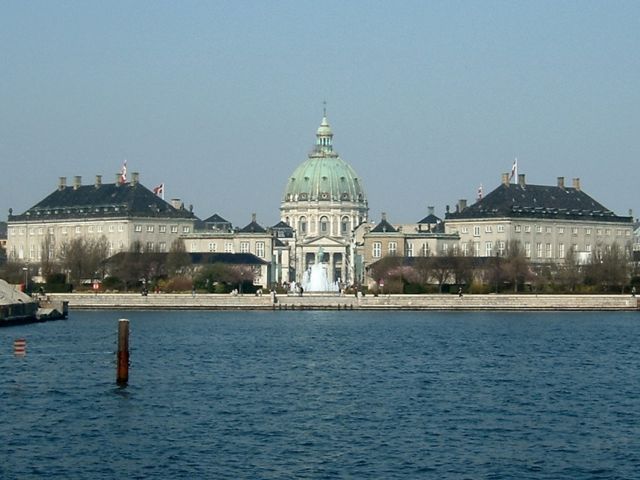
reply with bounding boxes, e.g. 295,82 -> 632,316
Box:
117,319 -> 130,385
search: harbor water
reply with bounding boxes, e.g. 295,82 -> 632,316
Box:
1,310 -> 639,479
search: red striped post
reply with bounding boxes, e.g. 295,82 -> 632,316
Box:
116,319 -> 130,385
14,339 -> 26,356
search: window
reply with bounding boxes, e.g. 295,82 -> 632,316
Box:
320,216 -> 328,234
605,229 -> 611,236
572,228 -> 578,235
256,241 -> 265,258
515,225 -> 522,233
108,225 -> 115,232
498,241 -> 505,256
38,227 -> 44,235
536,242 -> 542,258
585,228 -> 591,235
558,227 -> 564,234
147,225 -> 154,232
524,225 -> 531,233
525,242 -> 531,258
146,242 -> 154,252
240,242 -> 250,253
118,225 -> 124,232
485,241 -> 492,256
159,242 -> 167,252
134,225 -> 142,232
473,242 -> 480,257
442,243 -> 449,254
61,227 -> 67,235
389,241 -> 397,255
461,227 -> 469,234
559,243 -> 565,259
171,225 -> 178,233
536,225 -> 542,233
473,226 -> 480,237
29,228 -> 35,236
299,217 -> 307,234
48,227 -> 54,234
546,227 -> 552,234
182,226 -> 190,234
159,225 -> 166,233
75,226 -> 82,234
617,229 -> 623,236
373,242 -> 381,258
497,225 -> 505,233
208,242 -> 216,252
586,244 -> 592,253
406,243 -> 414,257
341,216 -> 349,234
88,226 -> 94,233
546,243 -> 552,258
597,228 -> 603,235
97,226 -> 103,233
224,242 -> 233,253
421,243 -> 429,256
485,225 -> 492,233
462,243 -> 469,256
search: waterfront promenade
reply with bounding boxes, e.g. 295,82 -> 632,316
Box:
47,292 -> 640,311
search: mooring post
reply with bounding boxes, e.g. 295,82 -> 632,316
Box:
117,319 -> 130,385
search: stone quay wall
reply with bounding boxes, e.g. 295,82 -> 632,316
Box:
48,293 -> 640,311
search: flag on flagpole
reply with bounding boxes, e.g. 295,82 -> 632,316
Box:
153,183 -> 165,200
509,158 -> 517,182
120,160 -> 127,184
477,184 -> 483,200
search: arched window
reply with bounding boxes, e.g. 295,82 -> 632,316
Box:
320,216 -> 328,234
299,216 -> 307,234
341,216 -> 349,234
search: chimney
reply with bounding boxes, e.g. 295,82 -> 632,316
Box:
252,212 -> 256,223
628,209 -> 633,217
458,199 -> 467,212
502,173 -> 510,186
518,174 -> 525,188
58,177 -> 67,191
95,175 -> 102,188
131,172 -> 139,186
557,176 -> 565,188
171,198 -> 183,210
73,176 -> 81,190
572,178 -> 581,191
381,212 -> 387,221
428,206 -> 435,216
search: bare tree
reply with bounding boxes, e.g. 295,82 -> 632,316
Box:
502,240 -> 531,292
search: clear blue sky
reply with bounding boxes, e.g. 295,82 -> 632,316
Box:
2,0 -> 639,226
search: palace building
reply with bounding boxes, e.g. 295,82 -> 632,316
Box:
6,173 -> 196,263
444,173 -> 634,263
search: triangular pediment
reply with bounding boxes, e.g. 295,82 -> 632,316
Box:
300,235 -> 348,247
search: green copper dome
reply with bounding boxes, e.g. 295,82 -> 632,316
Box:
283,116 -> 367,204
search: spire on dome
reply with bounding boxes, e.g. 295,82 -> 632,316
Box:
316,103 -> 333,152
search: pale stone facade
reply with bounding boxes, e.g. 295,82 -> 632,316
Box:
280,114 -> 369,286
444,174 -> 634,263
182,214 -> 274,286
6,174 -> 196,268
